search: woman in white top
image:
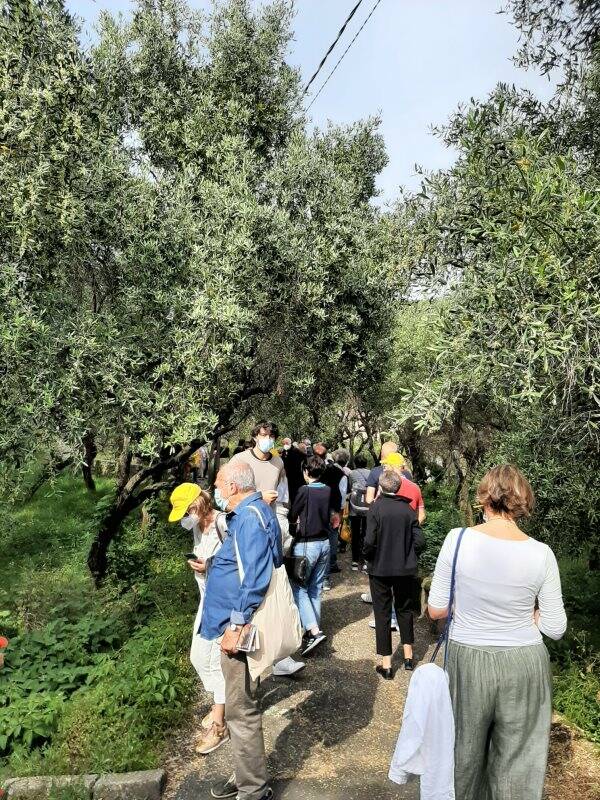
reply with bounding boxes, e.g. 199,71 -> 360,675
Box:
428,465 -> 567,800
169,483 -> 229,756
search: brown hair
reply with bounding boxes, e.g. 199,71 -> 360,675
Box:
476,465 -> 535,520
188,490 -> 214,530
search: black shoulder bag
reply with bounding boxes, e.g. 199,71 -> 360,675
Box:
284,496 -> 309,588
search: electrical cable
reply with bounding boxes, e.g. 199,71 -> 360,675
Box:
305,0 -> 386,112
302,0 -> 367,96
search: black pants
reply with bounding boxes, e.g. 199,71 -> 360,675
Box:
369,574 -> 417,656
350,515 -> 366,563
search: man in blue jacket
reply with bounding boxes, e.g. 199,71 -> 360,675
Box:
201,461 -> 282,800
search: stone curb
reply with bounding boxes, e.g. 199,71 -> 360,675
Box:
2,771 -> 165,800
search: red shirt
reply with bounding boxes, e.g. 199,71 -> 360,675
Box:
396,477 -> 424,512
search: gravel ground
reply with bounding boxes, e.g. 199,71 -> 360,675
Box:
164,551 -> 599,800
165,554 -> 423,799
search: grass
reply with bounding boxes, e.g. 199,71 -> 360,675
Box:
0,473 -> 198,778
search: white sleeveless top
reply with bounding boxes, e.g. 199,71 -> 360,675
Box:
429,527 -> 567,647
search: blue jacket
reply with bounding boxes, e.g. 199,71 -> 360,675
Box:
200,492 -> 283,640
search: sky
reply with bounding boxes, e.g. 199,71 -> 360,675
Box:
67,0 -> 556,204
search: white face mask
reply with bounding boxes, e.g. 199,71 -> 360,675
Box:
482,512 -> 488,523
180,513 -> 200,531
283,443 -> 291,450
257,436 -> 275,453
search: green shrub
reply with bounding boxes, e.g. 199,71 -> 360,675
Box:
419,482 -> 463,575
553,664 -> 600,743
0,474 -> 200,776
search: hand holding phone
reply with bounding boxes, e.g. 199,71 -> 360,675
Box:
186,555 -> 206,574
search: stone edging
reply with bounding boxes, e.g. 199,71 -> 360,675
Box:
1,770 -> 165,800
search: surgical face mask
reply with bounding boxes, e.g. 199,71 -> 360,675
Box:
214,487 -> 230,512
180,513 -> 199,531
257,436 -> 275,453
283,443 -> 291,451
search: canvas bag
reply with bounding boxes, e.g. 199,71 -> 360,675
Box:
234,505 -> 302,681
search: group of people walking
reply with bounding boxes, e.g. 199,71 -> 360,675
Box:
169,421 -> 567,800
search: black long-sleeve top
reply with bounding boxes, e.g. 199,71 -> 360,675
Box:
290,482 -> 331,542
363,493 -> 425,577
320,463 -> 343,512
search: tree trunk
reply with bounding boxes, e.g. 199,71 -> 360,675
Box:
82,432 -> 97,492
86,385 -> 267,584
23,454 -> 73,502
208,436 -> 221,487
398,422 -> 428,484
453,450 -> 474,526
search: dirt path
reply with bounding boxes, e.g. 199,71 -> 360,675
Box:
164,551 -> 599,800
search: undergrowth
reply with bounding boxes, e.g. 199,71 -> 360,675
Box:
0,474 -> 198,777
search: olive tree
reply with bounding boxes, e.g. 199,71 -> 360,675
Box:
0,0 -> 396,581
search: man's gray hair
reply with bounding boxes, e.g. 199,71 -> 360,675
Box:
221,461 -> 256,492
379,469 -> 401,495
332,448 -> 350,465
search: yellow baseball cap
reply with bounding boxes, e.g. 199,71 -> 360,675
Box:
381,452 -> 405,468
168,482 -> 201,522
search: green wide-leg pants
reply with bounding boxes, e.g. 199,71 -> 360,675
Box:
447,641 -> 552,800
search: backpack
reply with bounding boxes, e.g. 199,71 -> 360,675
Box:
350,483 -> 369,516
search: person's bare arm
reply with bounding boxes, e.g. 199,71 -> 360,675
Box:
428,604 -> 448,621
365,486 -> 376,505
418,508 -> 426,525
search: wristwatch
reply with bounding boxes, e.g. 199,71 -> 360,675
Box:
229,622 -> 239,631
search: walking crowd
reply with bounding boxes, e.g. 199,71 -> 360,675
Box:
169,420 -> 567,800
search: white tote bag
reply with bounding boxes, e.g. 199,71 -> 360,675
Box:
234,506 -> 302,681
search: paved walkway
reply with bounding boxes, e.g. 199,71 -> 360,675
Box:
165,552 -> 432,800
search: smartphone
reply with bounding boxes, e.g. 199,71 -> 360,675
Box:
185,552 -> 199,561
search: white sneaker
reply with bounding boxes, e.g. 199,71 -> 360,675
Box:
272,656 -> 306,677
360,592 -> 372,604
369,617 -> 399,630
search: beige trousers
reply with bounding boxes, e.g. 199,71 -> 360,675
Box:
220,651 -> 269,800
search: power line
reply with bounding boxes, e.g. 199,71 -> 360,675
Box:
305,0 -> 386,112
302,0 -> 367,97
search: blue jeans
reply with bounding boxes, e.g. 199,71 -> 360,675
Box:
292,538 -> 331,632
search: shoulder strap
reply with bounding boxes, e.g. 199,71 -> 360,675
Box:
430,526 -> 467,669
214,512 -> 227,543
233,503 -> 270,584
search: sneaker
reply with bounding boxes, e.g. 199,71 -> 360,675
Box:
272,656 -> 306,676
360,592 -> 372,604
322,579 -> 331,591
391,618 -> 399,631
195,722 -> 230,755
329,564 -> 342,574
369,617 -> 398,630
211,775 -> 237,799
301,631 -> 327,655
362,564 -> 368,573
259,791 -> 273,800
201,709 -> 214,730
351,562 -> 359,571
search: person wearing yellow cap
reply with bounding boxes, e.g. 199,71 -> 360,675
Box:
169,483 -> 229,756
364,442 -> 414,507
381,453 -> 426,525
